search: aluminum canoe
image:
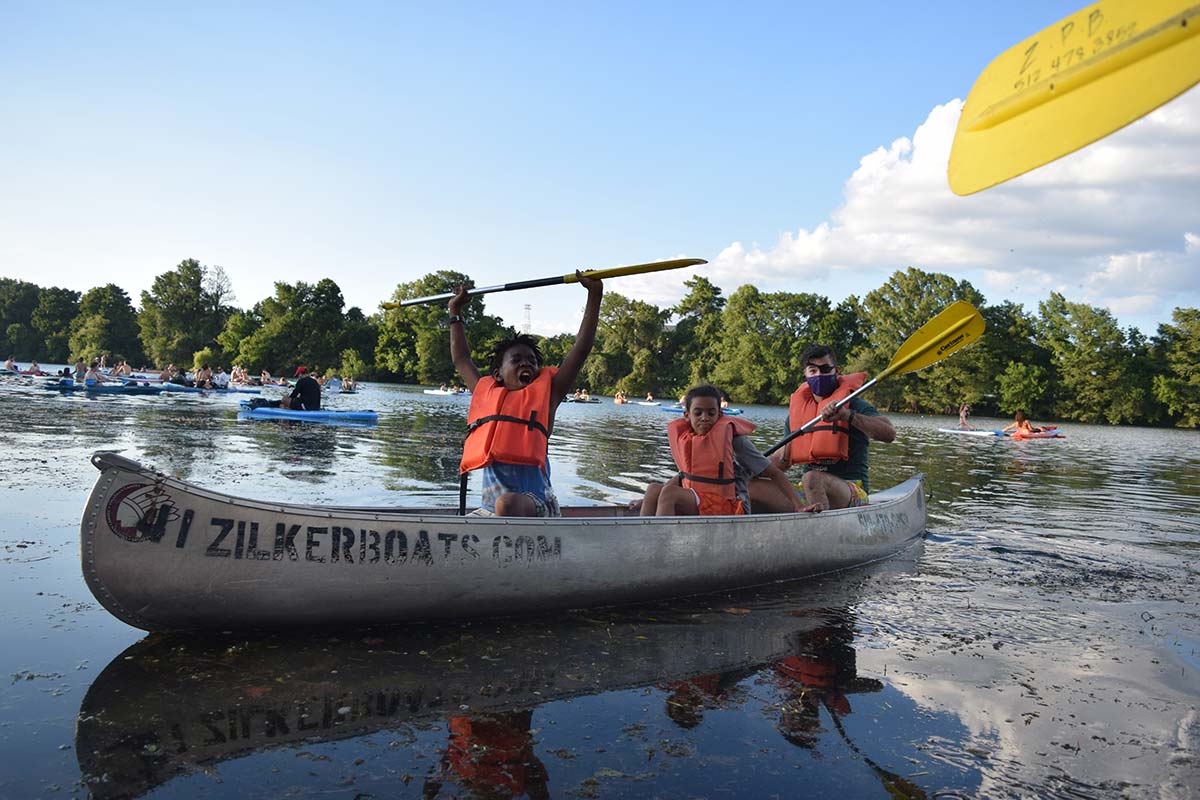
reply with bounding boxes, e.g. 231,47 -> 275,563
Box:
80,451 -> 926,631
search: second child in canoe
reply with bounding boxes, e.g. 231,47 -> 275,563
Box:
449,273 -> 603,517
641,385 -> 802,516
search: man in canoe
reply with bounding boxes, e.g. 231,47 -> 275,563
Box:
448,273 -> 602,517
641,385 -> 802,516
754,344 -> 895,513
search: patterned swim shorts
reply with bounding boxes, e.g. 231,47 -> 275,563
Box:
794,479 -> 870,508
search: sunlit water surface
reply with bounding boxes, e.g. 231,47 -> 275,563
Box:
0,380 -> 1197,799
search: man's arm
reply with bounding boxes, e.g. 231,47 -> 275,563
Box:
448,287 -> 482,392
552,274 -> 603,398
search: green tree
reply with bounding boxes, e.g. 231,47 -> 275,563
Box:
538,334 -> 575,373
670,276 -> 725,389
856,267 -> 987,412
0,278 -> 41,358
139,260 -> 235,367
339,348 -> 368,379
236,279 -> 352,374
816,296 -> 866,366
216,309 -> 262,367
1037,292 -> 1143,424
708,286 -> 852,404
975,301 -> 1055,414
1152,307 -> 1200,427
996,362 -> 1050,416
32,287 -> 80,362
192,346 -> 220,371
581,293 -> 669,395
376,272 -> 511,383
69,285 -> 144,363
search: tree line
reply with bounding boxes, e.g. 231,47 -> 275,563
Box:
2,260 -> 1196,427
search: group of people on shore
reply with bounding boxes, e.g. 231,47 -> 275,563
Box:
446,277 -> 897,519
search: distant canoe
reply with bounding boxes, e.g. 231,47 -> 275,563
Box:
79,451 -> 925,630
423,389 -> 468,396
636,401 -> 660,406
937,428 -> 1004,437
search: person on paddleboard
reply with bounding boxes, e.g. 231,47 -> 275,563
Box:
958,402 -> 974,430
640,385 -> 802,517
1001,410 -> 1044,434
449,273 -> 602,517
754,344 -> 896,513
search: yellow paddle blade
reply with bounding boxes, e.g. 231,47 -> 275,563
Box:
880,301 -> 985,380
949,0 -> 1200,196
562,258 -> 707,283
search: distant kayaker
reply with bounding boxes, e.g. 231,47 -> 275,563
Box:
253,368 -> 320,411
284,368 -> 321,410
2,356 -> 15,371
756,344 -> 896,513
958,403 -> 974,430
449,273 -> 603,517
212,367 -> 230,389
1001,410 -> 1041,434
641,385 -> 802,517
74,358 -> 86,380
646,392 -> 655,402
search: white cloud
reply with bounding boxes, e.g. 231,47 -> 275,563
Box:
624,88 -> 1200,332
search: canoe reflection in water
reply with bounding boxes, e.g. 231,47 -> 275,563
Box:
76,562 -> 928,799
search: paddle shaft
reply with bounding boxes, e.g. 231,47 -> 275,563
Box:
383,258 -> 706,308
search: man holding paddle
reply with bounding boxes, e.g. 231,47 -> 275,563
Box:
754,344 -> 896,513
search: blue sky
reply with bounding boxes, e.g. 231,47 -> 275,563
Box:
2,1 -> 1197,337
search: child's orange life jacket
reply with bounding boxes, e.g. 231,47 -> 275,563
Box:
667,414 -> 757,499
460,367 -> 558,474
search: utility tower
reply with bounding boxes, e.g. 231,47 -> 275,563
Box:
522,304 -> 532,334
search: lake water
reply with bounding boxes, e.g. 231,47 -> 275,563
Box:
1,379 -> 1197,798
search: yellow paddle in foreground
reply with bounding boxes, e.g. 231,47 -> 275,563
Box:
764,301 -> 985,456
380,258 -> 707,309
948,0 -> 1200,196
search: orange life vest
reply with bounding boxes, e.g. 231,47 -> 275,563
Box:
786,372 -> 867,465
667,415 -> 757,499
460,367 -> 557,474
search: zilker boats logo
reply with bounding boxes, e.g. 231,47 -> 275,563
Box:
105,483 -> 180,542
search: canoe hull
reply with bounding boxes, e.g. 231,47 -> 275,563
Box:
80,452 -> 926,630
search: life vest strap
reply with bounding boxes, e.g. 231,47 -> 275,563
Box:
790,420 -> 849,437
680,460 -> 733,486
458,473 -> 468,516
465,411 -> 549,438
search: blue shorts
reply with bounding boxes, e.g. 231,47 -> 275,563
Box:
477,462 -> 561,517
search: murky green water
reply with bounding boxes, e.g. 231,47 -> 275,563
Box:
1,379 -> 1197,798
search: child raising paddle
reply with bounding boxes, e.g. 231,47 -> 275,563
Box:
449,273 -> 602,516
641,385 -> 802,516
